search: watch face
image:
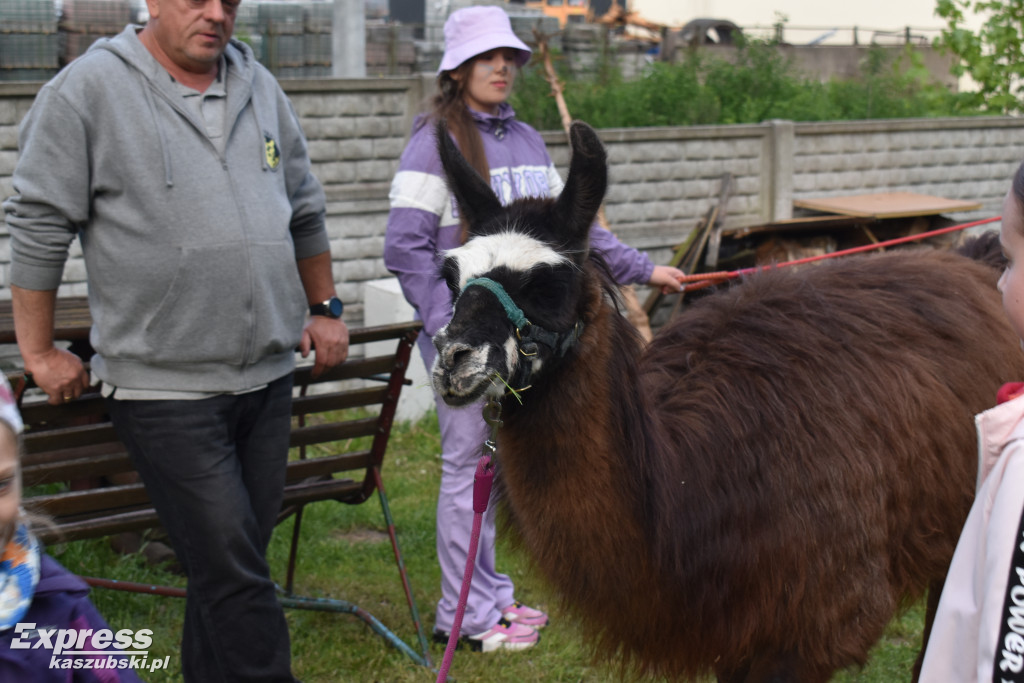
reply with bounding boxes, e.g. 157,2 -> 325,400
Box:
328,297 -> 343,317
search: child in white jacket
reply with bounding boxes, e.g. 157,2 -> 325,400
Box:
920,162 -> 1024,682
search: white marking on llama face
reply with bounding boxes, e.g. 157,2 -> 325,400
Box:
430,336 -> 497,402
446,231 -> 567,288
503,335 -> 519,375
430,322 -> 520,404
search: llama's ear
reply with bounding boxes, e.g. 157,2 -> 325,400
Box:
554,121 -> 607,245
435,120 -> 502,235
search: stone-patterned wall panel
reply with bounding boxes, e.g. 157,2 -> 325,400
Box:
0,92 -> 36,216
4,78 -> 1024,324
564,127 -> 769,253
793,118 -> 1024,223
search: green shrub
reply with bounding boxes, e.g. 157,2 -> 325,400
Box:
510,38 -> 986,130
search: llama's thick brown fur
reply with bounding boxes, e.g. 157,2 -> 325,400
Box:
431,121 -> 1024,681
498,247 -> 1023,681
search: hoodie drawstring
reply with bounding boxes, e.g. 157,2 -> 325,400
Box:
248,87 -> 269,172
140,75 -> 174,188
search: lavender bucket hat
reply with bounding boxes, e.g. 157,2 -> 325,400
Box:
438,6 -> 532,73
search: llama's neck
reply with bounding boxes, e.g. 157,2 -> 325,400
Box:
496,295 -> 666,609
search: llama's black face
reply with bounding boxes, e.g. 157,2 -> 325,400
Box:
431,121 -> 608,406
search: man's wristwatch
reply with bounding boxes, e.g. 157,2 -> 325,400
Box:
310,296 -> 344,319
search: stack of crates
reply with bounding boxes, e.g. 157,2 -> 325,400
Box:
60,0 -> 132,66
0,0 -> 59,81
233,2 -> 264,62
258,1 -> 304,77
366,22 -> 415,76
303,1 -> 331,77
508,13 -> 560,53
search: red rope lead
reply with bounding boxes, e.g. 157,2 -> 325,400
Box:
679,215 -> 1002,292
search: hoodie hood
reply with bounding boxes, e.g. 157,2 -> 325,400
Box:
468,101 -> 516,140
410,101 -> 518,139
86,26 -> 259,187
975,390 -> 1024,490
6,20 -> 328,393
90,24 -> 256,86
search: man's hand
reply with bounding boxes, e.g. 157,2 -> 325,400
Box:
11,285 -> 89,404
25,346 -> 90,405
300,316 -> 349,378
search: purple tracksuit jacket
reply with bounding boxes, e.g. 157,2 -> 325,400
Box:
0,554 -> 145,683
384,103 -> 654,339
384,103 -> 654,636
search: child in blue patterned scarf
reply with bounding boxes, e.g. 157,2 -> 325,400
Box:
0,375 -> 144,682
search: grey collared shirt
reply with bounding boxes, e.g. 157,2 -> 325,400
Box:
173,55 -> 228,155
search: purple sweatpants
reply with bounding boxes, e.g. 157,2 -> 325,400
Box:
418,333 -> 516,634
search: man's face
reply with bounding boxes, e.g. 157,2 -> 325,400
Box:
146,0 -> 238,73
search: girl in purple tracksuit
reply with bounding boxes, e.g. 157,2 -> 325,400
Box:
0,377 -> 144,682
384,5 -> 683,653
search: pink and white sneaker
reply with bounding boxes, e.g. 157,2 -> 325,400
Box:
433,617 -> 539,652
501,601 -> 549,629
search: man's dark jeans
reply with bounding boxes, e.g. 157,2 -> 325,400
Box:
107,374 -> 296,682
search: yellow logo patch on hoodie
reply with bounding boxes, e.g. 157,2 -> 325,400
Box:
264,134 -> 281,169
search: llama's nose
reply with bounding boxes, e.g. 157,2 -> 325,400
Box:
440,341 -> 473,370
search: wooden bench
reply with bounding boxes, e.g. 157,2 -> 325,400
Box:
8,320 -> 431,667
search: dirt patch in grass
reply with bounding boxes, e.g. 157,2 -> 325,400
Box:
330,527 -> 389,544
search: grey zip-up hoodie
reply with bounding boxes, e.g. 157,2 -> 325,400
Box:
3,25 -> 329,393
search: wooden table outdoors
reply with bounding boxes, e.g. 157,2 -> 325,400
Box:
791,192 -> 982,220
709,191 -> 985,270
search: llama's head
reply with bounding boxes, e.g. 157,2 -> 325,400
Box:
431,120 -> 608,406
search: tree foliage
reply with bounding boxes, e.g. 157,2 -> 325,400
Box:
936,0 -> 1024,113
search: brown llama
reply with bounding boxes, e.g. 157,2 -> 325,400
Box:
429,120 -> 1024,682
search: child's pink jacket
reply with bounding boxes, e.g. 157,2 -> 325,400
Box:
921,385 -> 1024,682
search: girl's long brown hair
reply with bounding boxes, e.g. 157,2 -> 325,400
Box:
433,63 -> 490,182
431,61 -> 490,242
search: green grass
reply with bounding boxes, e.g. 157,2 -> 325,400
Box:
48,412 -> 925,682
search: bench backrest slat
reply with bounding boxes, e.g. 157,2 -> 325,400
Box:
23,451 -> 131,485
10,321 -> 422,546
292,386 -> 390,415
290,418 -> 379,449
23,422 -> 120,455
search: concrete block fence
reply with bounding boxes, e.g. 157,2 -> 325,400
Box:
3,76 -> 1024,334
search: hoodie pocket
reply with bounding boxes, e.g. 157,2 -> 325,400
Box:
139,244 -> 254,365
248,241 -> 308,356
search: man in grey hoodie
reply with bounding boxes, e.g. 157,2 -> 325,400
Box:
2,0 -> 349,678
